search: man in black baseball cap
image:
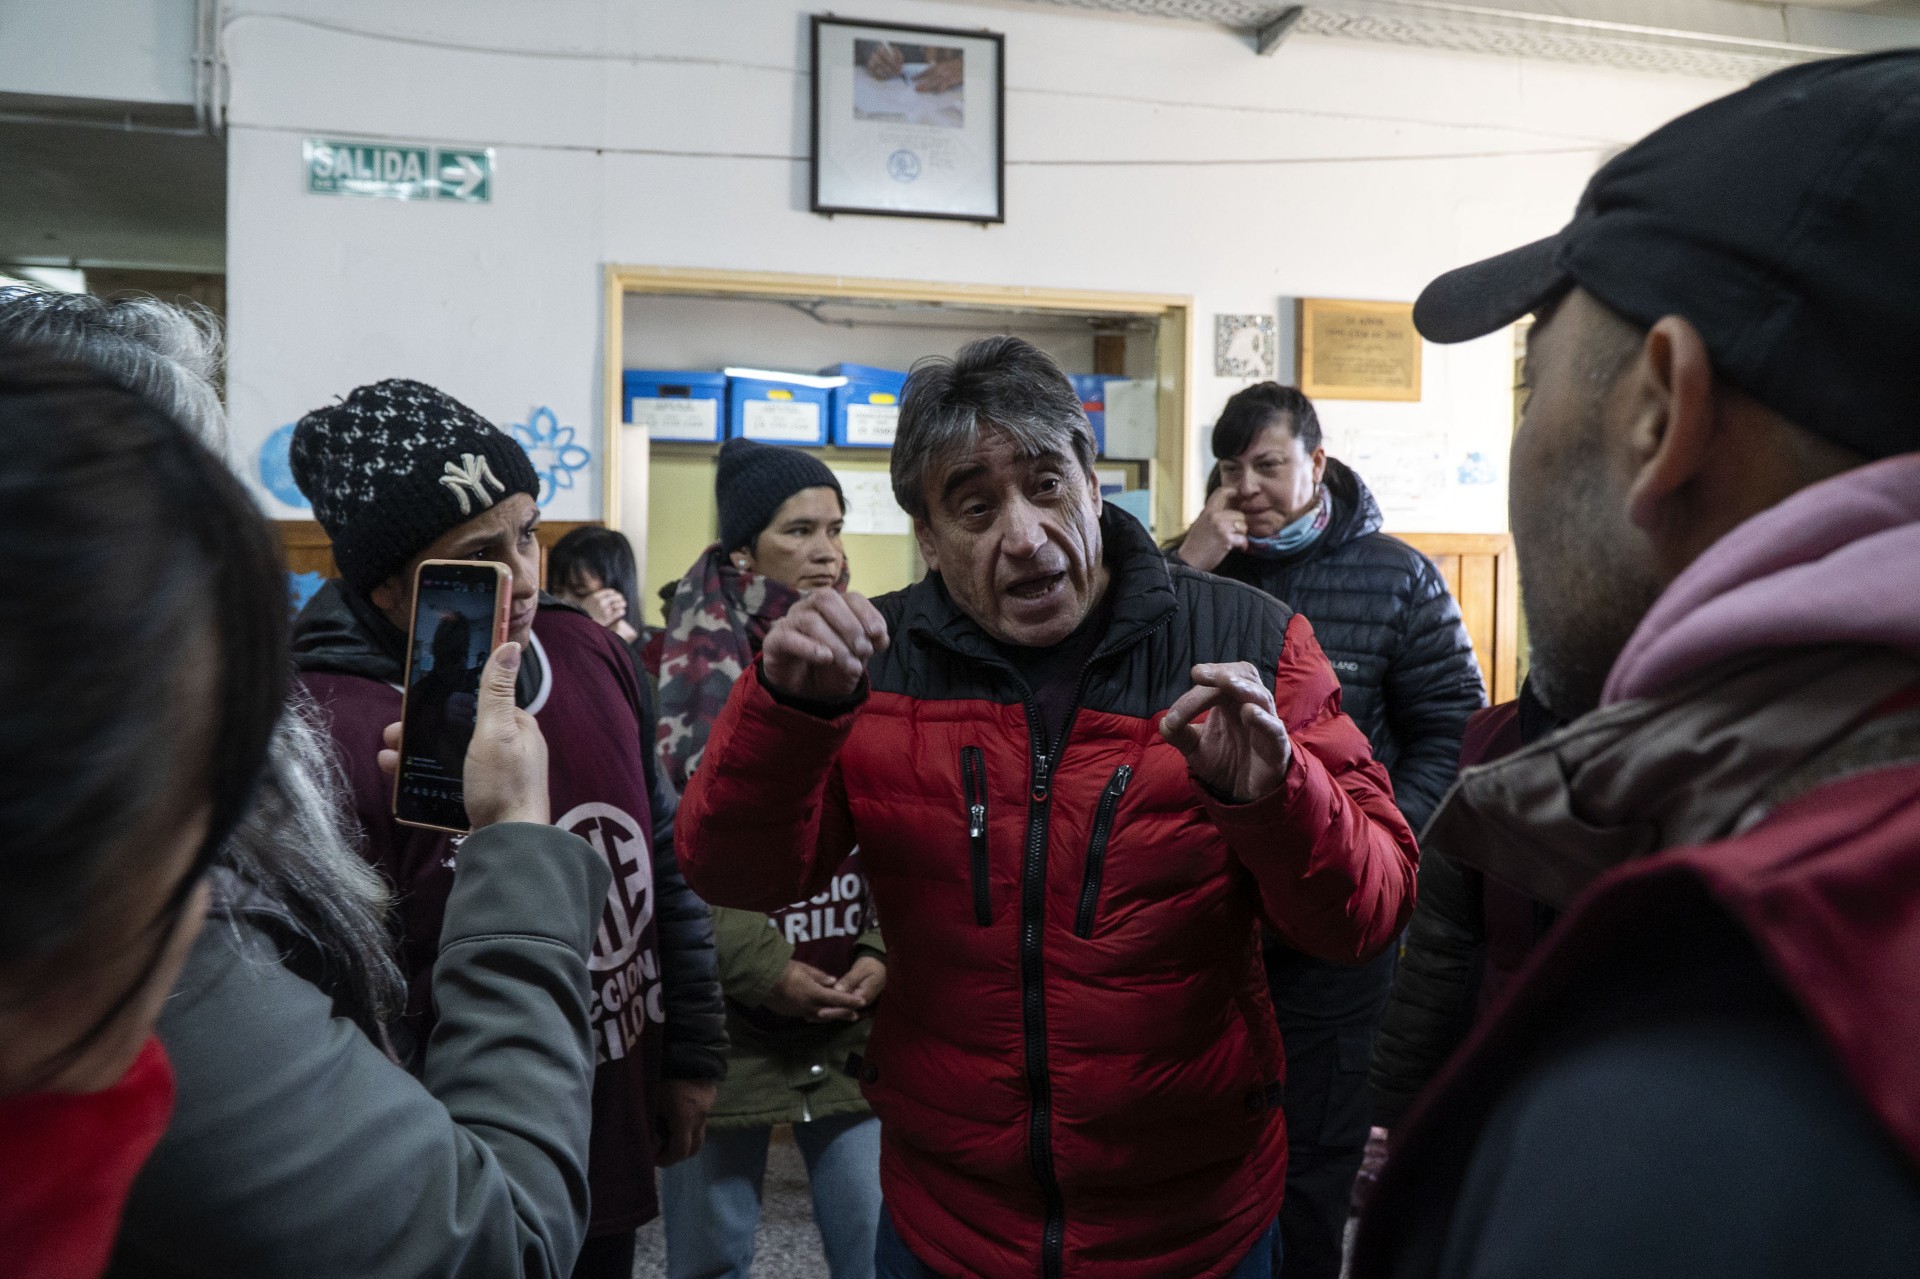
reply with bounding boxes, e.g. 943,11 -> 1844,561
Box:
1354,52 -> 1920,1278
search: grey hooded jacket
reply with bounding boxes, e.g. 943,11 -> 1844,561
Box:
107,822 -> 611,1278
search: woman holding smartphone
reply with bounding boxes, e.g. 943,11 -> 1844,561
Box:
655,438 -> 888,1279
0,288 -> 610,1279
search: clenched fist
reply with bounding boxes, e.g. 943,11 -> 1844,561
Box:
762,589 -> 891,704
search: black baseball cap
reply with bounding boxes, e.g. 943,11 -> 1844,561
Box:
1414,50 -> 1920,461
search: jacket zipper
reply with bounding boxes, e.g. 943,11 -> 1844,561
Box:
962,746 -> 991,926
1072,766 -> 1133,940
920,605 -> 1170,1279
1020,675 -> 1096,1279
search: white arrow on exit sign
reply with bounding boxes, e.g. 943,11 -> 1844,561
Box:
437,151 -> 490,201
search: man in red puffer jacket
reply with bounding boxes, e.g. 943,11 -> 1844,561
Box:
678,336 -> 1418,1279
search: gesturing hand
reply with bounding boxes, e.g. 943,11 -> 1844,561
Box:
1176,486 -> 1250,572
1159,662 -> 1293,803
761,590 -> 890,704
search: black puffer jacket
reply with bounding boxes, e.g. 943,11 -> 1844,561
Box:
1204,458 -> 1485,835
1178,454 -> 1484,1156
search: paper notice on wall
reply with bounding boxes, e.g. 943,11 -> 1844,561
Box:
1336,426 -> 1450,519
1101,379 -> 1158,460
633,396 -> 717,442
832,468 -> 912,536
742,399 -> 821,442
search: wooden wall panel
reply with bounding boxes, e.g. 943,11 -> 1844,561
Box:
1394,532 -> 1518,706
275,520 -> 600,585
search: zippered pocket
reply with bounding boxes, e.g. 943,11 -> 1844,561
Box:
1073,765 -> 1134,939
961,745 -> 991,926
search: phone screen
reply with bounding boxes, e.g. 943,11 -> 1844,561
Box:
394,562 -> 508,832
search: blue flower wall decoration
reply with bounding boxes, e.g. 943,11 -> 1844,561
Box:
289,571 -> 328,618
258,422 -> 310,509
509,406 -> 592,506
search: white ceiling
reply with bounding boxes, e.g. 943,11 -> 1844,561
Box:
1010,0 -> 1920,78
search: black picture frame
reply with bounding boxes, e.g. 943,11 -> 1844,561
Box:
809,14 -> 1006,224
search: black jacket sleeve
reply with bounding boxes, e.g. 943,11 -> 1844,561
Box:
1380,557 -> 1484,835
110,824 -> 609,1279
637,670 -> 729,1082
1369,847 -> 1485,1127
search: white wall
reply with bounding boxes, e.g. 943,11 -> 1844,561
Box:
0,0 -> 197,105
223,0 -> 1735,538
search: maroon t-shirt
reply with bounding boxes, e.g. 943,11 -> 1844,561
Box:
736,851 -> 872,1036
765,849 -> 871,974
299,604 -> 666,1233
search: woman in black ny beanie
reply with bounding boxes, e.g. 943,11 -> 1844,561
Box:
652,439 -> 885,1279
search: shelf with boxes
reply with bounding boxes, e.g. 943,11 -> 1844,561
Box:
603,266 -> 1194,606
625,364 -> 908,450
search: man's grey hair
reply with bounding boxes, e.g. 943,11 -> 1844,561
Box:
892,335 -> 1097,520
0,285 -> 405,1029
0,285 -> 227,450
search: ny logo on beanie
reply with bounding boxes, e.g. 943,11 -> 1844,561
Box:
440,453 -> 506,516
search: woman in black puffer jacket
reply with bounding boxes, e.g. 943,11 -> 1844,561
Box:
1172,382 -> 1485,1279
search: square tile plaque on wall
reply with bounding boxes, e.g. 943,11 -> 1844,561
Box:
1214,314 -> 1277,378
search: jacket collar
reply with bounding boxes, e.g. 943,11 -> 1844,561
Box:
1426,644 -> 1920,910
903,506 -> 1177,671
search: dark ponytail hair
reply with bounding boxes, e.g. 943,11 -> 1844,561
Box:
1211,382 -> 1323,460
547,526 -> 641,634
0,344 -> 288,1049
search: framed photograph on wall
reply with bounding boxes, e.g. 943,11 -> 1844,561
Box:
810,15 -> 1004,223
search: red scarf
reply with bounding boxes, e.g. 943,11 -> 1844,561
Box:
0,1036 -> 175,1279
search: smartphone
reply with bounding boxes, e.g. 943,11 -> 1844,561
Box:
393,560 -> 512,834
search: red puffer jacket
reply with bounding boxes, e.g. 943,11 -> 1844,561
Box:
680,509 -> 1417,1279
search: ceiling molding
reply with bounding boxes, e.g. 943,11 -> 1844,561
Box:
1015,0 -> 1854,79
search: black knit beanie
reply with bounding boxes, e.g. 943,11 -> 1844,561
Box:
290,379 -> 541,594
715,438 -> 845,553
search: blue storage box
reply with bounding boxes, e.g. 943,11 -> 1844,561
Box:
624,370 -> 727,443
1070,374 -> 1121,455
725,368 -> 842,446
822,363 -> 908,448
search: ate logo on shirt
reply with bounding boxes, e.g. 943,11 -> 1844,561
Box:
559,801 -> 664,1063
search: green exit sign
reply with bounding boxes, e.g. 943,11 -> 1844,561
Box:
305,140 -> 493,202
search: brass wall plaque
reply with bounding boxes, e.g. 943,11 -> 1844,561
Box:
1298,298 -> 1422,402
